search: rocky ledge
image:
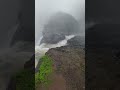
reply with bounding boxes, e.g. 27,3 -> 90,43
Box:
45,46 -> 85,90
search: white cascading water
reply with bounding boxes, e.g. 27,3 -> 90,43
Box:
35,35 -> 75,67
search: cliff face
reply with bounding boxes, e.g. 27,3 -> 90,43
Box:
41,12 -> 80,44
67,35 -> 85,48
46,46 -> 85,90
43,12 -> 80,35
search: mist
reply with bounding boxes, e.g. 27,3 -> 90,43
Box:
35,0 -> 85,44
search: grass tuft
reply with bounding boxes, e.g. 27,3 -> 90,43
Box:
35,55 -> 53,88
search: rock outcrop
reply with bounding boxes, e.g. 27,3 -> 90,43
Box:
67,35 -> 85,48
46,46 -> 85,90
41,12 -> 80,44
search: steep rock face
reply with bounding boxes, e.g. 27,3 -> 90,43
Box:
41,12 -> 80,44
67,35 -> 85,48
46,46 -> 85,90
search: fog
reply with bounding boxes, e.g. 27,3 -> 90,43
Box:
35,0 -> 85,44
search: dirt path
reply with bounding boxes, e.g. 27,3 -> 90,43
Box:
36,72 -> 67,90
36,61 -> 67,90
37,47 -> 85,90
49,73 -> 67,90
47,47 -> 85,90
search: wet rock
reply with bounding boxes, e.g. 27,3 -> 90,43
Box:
67,36 -> 85,48
41,33 -> 65,44
46,46 -> 85,90
40,11 -> 80,45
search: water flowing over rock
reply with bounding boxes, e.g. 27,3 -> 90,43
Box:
35,35 -> 75,69
40,34 -> 65,44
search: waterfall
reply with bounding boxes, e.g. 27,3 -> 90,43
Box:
35,35 -> 75,68
36,36 -> 43,46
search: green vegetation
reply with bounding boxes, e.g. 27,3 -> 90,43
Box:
13,55 -> 53,90
35,55 -> 53,88
15,69 -> 35,90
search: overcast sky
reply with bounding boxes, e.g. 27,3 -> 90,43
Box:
35,0 -> 85,41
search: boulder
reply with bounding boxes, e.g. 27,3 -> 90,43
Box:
41,12 -> 80,44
